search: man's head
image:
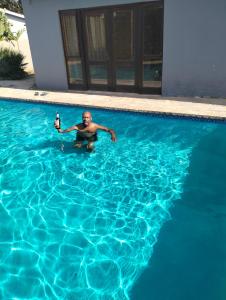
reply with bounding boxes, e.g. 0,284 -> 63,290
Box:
82,111 -> 92,126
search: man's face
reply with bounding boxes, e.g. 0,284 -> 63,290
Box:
82,112 -> 92,126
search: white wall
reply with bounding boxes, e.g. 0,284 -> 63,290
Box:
162,0 -> 226,97
22,0 -> 156,90
22,0 -> 226,97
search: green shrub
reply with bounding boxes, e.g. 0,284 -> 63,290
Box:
0,48 -> 27,79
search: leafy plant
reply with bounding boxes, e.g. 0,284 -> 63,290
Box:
0,11 -> 13,41
0,11 -> 24,42
0,48 -> 27,79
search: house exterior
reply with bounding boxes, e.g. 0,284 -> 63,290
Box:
22,0 -> 226,98
0,8 -> 34,74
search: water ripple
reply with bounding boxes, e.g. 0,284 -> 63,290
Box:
0,100 -> 215,299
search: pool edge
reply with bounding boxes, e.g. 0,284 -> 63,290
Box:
1,91 -> 226,122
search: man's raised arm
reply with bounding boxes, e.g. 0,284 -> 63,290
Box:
96,125 -> 117,142
56,125 -> 78,134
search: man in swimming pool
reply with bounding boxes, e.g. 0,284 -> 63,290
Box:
55,111 -> 116,152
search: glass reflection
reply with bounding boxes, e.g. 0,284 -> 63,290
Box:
68,59 -> 83,84
85,14 -> 107,61
116,65 -> 135,85
143,62 -> 162,88
90,65 -> 107,84
113,10 -> 134,61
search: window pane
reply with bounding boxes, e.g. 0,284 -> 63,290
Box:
113,10 -> 134,61
67,59 -> 83,84
90,65 -> 107,84
143,61 -> 162,88
85,14 -> 107,61
116,65 -> 135,85
61,15 -> 80,57
143,4 -> 163,89
143,6 -> 163,58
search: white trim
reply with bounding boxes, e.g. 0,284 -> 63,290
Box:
0,8 -> 24,19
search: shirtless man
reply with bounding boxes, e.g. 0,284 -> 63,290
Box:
55,111 -> 116,152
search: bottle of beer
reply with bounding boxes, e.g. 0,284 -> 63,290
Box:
55,112 -> 61,129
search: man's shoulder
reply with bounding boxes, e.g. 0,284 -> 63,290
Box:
92,122 -> 102,127
90,122 -> 99,128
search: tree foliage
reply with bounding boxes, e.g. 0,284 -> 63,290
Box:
0,11 -> 14,41
0,11 -> 23,42
0,0 -> 23,14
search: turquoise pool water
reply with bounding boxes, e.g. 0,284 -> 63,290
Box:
0,99 -> 225,299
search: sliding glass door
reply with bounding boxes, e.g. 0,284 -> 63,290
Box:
60,1 -> 163,94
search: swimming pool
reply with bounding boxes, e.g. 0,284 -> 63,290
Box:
0,99 -> 225,299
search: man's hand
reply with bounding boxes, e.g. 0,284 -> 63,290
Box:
111,135 -> 116,142
110,130 -> 117,142
54,120 -> 60,129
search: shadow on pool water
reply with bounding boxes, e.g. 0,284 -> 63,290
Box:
27,140 -> 92,155
131,126 -> 226,300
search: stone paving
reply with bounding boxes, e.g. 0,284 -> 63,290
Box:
0,77 -> 226,120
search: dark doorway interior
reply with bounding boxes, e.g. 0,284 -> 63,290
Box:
60,1 -> 163,94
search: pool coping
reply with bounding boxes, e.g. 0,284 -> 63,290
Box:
0,87 -> 226,121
